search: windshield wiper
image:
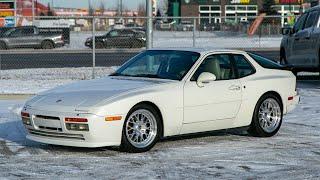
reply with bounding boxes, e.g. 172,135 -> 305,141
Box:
132,74 -> 163,79
110,73 -> 165,79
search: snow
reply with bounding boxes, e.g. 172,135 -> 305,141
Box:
0,81 -> 319,178
0,67 -> 117,94
63,31 -> 281,49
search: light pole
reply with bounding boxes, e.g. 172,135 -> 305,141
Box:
32,0 -> 35,23
146,0 -> 153,49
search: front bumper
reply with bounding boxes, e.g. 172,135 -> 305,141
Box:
54,40 -> 65,48
23,108 -> 125,148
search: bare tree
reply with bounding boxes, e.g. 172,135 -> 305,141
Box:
99,1 -> 105,15
137,2 -> 146,17
88,0 -> 95,16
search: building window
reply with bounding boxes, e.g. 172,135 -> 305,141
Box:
199,5 -> 222,24
200,6 -> 210,11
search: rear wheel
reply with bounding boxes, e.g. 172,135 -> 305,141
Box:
120,104 -> 162,153
248,94 -> 283,137
132,41 -> 142,48
41,41 -> 54,49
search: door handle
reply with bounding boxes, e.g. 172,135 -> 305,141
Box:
229,85 -> 241,91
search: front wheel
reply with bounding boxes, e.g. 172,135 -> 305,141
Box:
120,104 -> 162,153
41,41 -> 54,49
248,94 -> 283,137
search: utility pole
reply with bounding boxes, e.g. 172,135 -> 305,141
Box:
146,0 -> 153,49
14,0 -> 17,26
118,0 -> 123,16
32,0 -> 35,23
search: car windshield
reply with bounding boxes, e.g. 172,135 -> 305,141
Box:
248,52 -> 283,69
111,50 -> 201,81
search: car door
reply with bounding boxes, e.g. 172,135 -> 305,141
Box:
289,13 -> 309,66
106,30 -> 120,48
6,28 -> 23,48
21,27 -> 38,47
304,11 -> 320,67
119,29 -> 135,48
183,54 -> 242,126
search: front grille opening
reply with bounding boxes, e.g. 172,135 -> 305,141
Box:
38,126 -> 62,132
35,115 -> 60,120
28,129 -> 85,140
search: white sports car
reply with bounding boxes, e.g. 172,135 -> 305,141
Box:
21,48 -> 299,152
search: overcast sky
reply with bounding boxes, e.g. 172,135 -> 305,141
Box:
39,0 -> 146,10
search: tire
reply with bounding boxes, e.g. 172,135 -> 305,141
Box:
41,41 -> 54,49
95,41 -> 104,49
0,42 -> 7,50
120,104 -> 162,153
248,93 -> 283,137
131,41 -> 142,48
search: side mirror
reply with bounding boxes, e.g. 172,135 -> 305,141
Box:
281,27 -> 293,35
197,72 -> 217,87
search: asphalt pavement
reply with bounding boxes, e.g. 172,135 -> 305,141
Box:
0,49 -> 280,70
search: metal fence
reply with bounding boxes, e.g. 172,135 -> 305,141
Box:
0,15 -> 291,93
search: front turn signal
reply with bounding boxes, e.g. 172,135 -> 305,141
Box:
105,116 -> 122,121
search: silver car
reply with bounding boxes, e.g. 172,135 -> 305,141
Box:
280,6 -> 320,73
0,26 -> 64,49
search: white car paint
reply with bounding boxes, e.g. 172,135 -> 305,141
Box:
22,48 -> 299,148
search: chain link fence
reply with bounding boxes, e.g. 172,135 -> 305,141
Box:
0,15 -> 291,94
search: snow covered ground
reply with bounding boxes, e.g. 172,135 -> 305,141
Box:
0,67 -> 117,94
0,81 -> 319,179
65,31 -> 281,49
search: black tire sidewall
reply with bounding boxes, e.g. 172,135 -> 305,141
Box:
120,104 -> 162,153
42,41 -> 54,49
95,42 -> 104,49
249,94 -> 283,137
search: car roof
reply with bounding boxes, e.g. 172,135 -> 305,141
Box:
149,47 -> 246,55
306,5 -> 320,13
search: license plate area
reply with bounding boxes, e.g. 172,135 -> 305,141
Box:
33,117 -> 63,132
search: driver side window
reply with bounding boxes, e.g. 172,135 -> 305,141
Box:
293,13 -> 308,33
109,30 -> 119,37
191,54 -> 235,81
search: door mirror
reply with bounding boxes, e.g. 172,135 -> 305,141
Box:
197,72 -> 217,87
281,27 -> 293,35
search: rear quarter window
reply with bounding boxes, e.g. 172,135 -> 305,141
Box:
248,53 -> 283,69
233,54 -> 256,78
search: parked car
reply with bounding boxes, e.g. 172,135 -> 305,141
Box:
0,26 -> 65,49
200,22 -> 220,31
85,28 -> 146,49
125,23 -> 145,31
176,21 -> 194,31
280,5 -> 320,73
21,48 -> 299,153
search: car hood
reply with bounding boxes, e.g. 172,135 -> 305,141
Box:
26,76 -> 174,111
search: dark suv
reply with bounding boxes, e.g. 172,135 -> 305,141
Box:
281,6 -> 320,72
85,28 -> 146,49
